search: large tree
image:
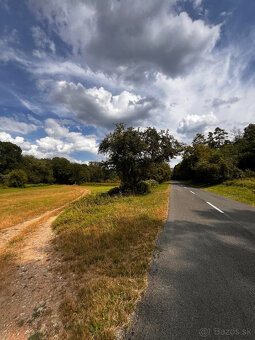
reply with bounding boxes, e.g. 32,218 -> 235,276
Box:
99,123 -> 181,189
0,141 -> 22,174
237,123 -> 255,170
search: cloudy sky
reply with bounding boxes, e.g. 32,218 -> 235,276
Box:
0,0 -> 254,165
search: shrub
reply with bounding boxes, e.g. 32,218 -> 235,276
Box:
0,173 -> 8,185
244,169 -> 255,178
108,180 -> 157,196
136,181 -> 151,194
107,186 -> 122,196
8,169 -> 27,187
144,179 -> 158,187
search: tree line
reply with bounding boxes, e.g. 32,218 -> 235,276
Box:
0,142 -> 119,187
1,123 -> 253,189
173,123 -> 255,184
0,124 -> 174,188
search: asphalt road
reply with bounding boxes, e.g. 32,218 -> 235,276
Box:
125,181 -> 255,340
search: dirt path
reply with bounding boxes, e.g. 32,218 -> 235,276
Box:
0,188 -> 90,250
0,189 -> 90,339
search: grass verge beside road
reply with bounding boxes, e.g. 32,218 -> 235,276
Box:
204,178 -> 255,206
53,183 -> 170,339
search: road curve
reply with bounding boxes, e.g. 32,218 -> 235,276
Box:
125,181 -> 255,340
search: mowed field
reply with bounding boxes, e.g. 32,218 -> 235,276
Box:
0,185 -> 87,230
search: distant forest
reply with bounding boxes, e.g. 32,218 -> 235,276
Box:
1,123 -> 254,188
173,123 -> 255,184
0,143 -> 119,186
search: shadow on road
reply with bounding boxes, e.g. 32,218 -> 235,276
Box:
125,207 -> 255,340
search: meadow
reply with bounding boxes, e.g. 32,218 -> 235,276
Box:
53,183 -> 170,339
0,185 -> 87,229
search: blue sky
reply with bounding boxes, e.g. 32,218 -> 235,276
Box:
0,0 -> 254,165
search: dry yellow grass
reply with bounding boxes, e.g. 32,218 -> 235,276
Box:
0,187 -> 90,278
0,185 -> 86,230
53,183 -> 170,339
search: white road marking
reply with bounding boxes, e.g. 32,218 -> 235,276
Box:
207,202 -> 224,214
190,191 -> 196,195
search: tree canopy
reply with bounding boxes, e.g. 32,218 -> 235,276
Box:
99,123 -> 181,189
173,124 -> 255,184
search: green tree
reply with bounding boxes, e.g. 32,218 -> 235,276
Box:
192,133 -> 206,146
237,124 -> 255,170
0,141 -> 22,173
99,123 -> 181,190
51,157 -> 72,184
207,127 -> 228,149
70,163 -> 90,184
213,127 -> 229,148
8,169 -> 27,187
149,162 -> 172,183
22,156 -> 54,184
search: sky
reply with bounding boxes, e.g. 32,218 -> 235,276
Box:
0,0 -> 255,166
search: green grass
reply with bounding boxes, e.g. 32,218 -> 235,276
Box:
204,178 -> 255,206
80,182 -> 120,187
0,184 -> 54,194
79,184 -> 116,194
53,183 -> 170,339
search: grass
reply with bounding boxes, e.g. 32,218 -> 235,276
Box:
53,183 -> 170,339
0,185 -> 87,230
204,177 -> 255,206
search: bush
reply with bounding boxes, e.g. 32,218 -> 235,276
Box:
136,181 -> 151,194
108,180 -> 157,196
0,173 -> 8,185
8,169 -> 27,187
244,169 -> 255,178
144,179 -> 158,187
107,186 -> 122,196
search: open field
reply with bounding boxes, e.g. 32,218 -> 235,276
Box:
204,178 -> 255,206
53,183 -> 170,339
0,185 -> 87,230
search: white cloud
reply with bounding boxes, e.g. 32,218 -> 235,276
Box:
45,118 -> 69,138
151,45 -> 255,140
0,132 -> 31,150
0,119 -> 98,161
31,26 -> 56,54
192,0 -> 203,8
19,98 -> 42,114
0,117 -> 38,134
1,0 -> 254,152
27,0 -> 220,80
51,81 -> 159,128
177,113 -> 218,136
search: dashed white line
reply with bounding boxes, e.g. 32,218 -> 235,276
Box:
190,191 -> 196,195
207,202 -> 224,214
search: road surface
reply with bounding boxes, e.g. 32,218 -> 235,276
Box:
126,181 -> 255,340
